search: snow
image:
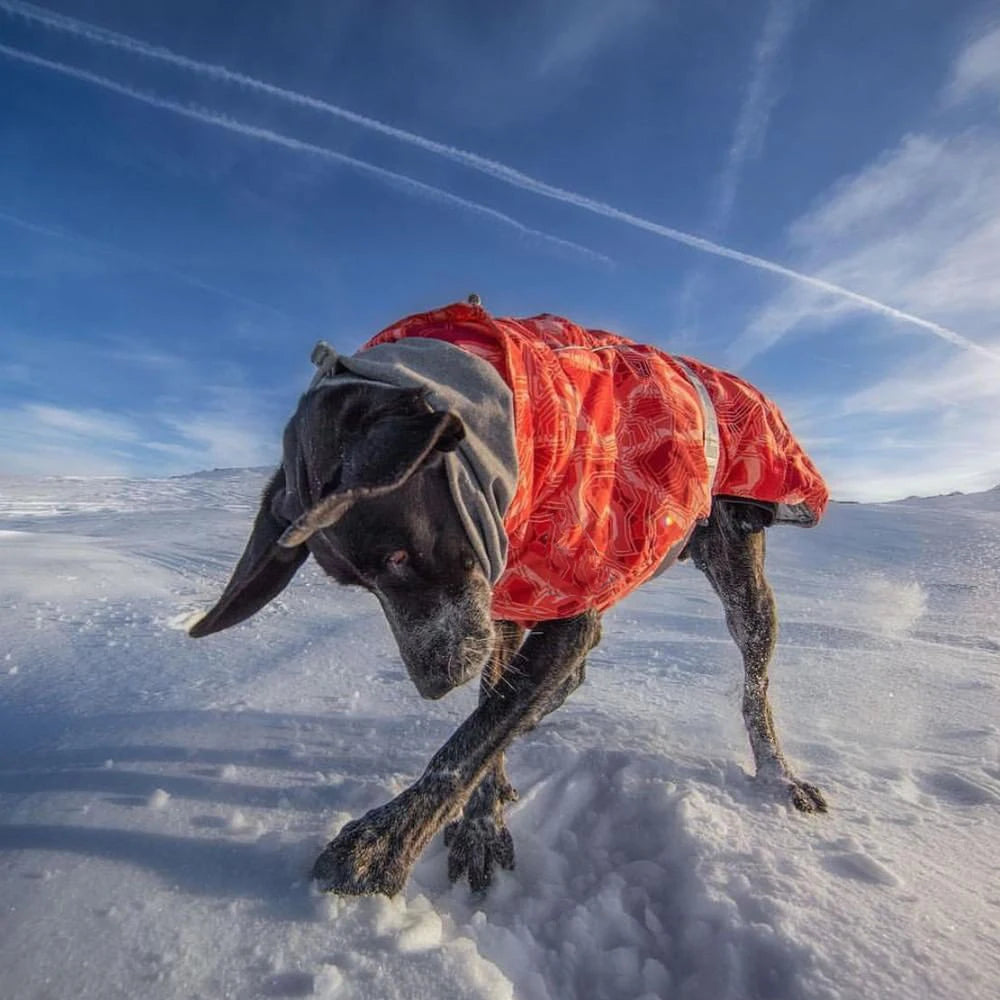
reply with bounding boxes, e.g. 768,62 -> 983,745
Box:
0,469 -> 998,999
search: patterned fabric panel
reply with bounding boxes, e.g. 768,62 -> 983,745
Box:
676,356 -> 828,523
364,302 -> 827,625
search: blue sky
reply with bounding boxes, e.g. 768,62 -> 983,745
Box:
1,0 -> 999,500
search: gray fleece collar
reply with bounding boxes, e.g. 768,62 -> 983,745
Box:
311,337 -> 518,584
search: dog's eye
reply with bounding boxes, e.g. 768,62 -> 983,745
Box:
385,549 -> 409,570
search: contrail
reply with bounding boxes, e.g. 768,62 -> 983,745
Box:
0,44 -> 610,266
711,0 -> 808,234
2,1 -> 997,362
676,1 -> 808,340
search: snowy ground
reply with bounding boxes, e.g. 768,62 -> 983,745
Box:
0,469 -> 997,1000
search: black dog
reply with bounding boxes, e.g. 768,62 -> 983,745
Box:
189,304 -> 827,897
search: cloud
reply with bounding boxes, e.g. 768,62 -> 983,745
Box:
24,404 -> 140,441
729,128 -> 1000,367
152,405 -> 277,472
533,0 -> 655,79
729,28 -> 1000,498
0,1 -> 980,355
380,1 -> 660,122
943,22 -> 1000,104
0,404 -> 138,476
146,369 -> 285,473
823,416 -> 1000,501
0,378 -> 281,478
827,332 -> 1000,498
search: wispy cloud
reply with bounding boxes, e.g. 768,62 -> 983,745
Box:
710,0 -> 809,234
943,22 -> 1000,104
822,397 -> 1000,500
533,0 -> 654,79
732,28 -> 1000,499
0,330 -> 287,477
780,340 -> 1000,499
827,444 -> 1000,502
0,403 -> 137,476
149,413 -> 275,471
841,337 -> 1000,418
837,353 -> 1000,497
24,404 -> 140,442
0,1 -> 988,361
729,128 -> 1000,367
0,391 -> 279,477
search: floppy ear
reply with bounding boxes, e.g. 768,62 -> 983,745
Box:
278,408 -> 465,548
188,467 -> 308,638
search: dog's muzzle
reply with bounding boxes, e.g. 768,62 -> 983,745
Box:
403,628 -> 495,700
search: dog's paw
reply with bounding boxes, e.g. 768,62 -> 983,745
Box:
444,814 -> 515,891
311,808 -> 412,897
787,778 -> 828,814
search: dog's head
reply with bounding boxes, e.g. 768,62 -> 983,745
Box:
188,380 -> 496,699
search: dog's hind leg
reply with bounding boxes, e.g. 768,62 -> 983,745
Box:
445,620 -> 525,890
687,501 -> 827,813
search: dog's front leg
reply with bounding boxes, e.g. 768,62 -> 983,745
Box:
312,611 -> 601,897
445,620 -> 524,891
443,758 -> 518,890
445,620 -> 590,889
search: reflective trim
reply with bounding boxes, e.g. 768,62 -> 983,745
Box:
672,358 -> 721,498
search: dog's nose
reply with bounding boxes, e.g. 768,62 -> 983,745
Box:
410,645 -> 486,700
414,675 -> 453,701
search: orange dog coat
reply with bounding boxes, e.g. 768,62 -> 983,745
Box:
365,302 -> 828,625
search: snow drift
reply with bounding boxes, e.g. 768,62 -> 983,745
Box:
0,471 -> 997,999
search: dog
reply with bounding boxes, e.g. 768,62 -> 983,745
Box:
188,297 -> 829,897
